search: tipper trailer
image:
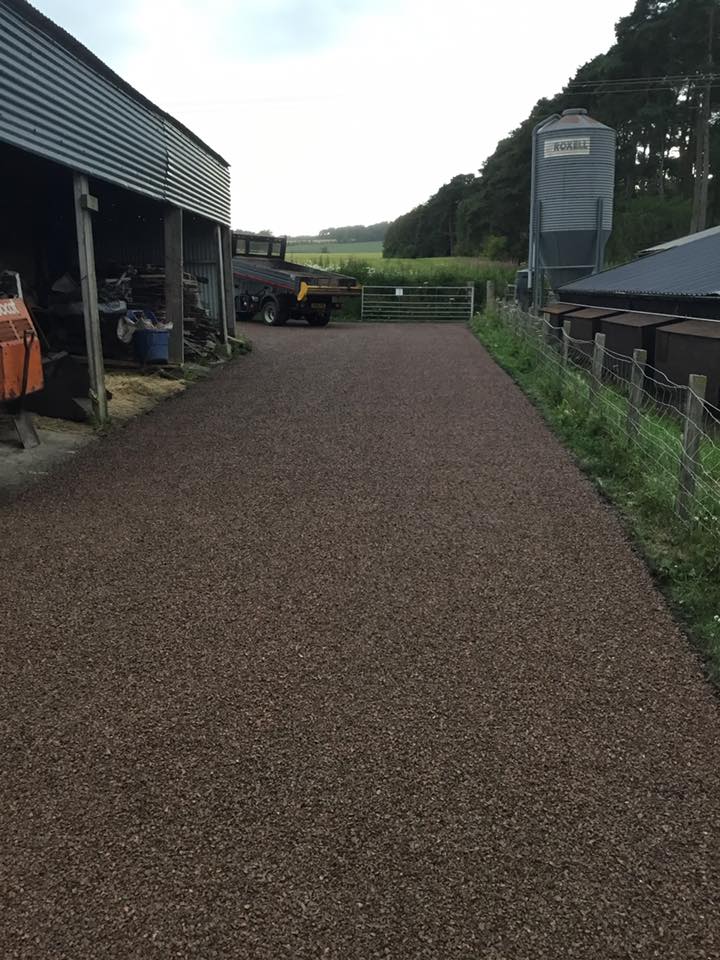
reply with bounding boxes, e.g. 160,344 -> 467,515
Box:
232,233 -> 360,327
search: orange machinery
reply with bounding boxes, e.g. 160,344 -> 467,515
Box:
0,273 -> 43,448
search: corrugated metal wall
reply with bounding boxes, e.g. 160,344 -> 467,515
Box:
184,215 -> 222,325
91,183 -> 165,270
537,126 -> 616,233
0,0 -> 231,225
165,126 -> 231,226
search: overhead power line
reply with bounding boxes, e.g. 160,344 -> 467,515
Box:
569,72 -> 720,87
565,73 -> 720,96
563,83 -> 720,96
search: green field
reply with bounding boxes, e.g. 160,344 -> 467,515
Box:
287,240 -> 384,255
290,252 -> 516,287
286,253 -> 516,321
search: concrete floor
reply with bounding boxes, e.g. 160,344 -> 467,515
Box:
0,370 -> 185,494
0,415 -> 95,492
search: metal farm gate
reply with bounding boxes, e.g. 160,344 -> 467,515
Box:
361,285 -> 475,323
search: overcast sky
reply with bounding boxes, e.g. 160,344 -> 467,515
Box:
36,0 -> 635,235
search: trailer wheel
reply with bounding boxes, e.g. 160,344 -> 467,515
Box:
236,294 -> 253,318
261,298 -> 286,326
307,313 -> 330,327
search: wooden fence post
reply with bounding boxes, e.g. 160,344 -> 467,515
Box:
676,373 -> 707,520
561,319 -> 571,372
533,309 -> 544,343
486,279 -> 495,307
590,333 -> 606,401
626,348 -> 647,439
519,306 -> 529,337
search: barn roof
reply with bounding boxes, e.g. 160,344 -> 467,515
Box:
560,231 -> 720,300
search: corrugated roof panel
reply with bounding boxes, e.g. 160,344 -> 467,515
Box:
165,125 -> 231,225
2,0 -> 228,165
561,232 -> 720,299
640,224 -> 720,256
0,0 -> 230,224
0,4 -> 167,196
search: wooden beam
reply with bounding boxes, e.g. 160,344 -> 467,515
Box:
220,225 -> 236,340
215,223 -> 230,350
164,205 -> 184,365
73,172 -> 108,425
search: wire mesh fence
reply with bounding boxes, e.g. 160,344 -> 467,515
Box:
491,302 -> 720,543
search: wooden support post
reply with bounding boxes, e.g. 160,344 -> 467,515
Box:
215,223 -> 230,354
590,332 -> 606,401
164,205 -> 184,365
544,312 -> 560,347
562,319 -> 571,371
676,373 -> 707,521
73,173 -> 108,425
524,309 -> 534,343
485,279 -> 495,308
627,348 -> 647,439
468,282 -> 475,319
220,225 -> 236,340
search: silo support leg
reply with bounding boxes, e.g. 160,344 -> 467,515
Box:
593,198 -> 605,274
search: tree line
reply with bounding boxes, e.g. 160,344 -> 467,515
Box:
384,0 -> 719,263
318,222 -> 389,242
287,222 -> 389,244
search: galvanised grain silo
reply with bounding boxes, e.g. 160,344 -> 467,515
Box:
532,108 -> 616,293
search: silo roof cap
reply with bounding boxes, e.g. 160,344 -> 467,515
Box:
542,109 -> 613,132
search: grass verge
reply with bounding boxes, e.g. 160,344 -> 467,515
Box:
471,306 -> 720,681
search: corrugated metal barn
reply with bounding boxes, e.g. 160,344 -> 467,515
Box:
0,0 -> 235,422
559,231 -> 720,320
558,230 -> 720,405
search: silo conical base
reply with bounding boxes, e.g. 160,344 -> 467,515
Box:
540,229 -> 610,291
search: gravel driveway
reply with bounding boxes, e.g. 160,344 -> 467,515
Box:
3,321 -> 720,959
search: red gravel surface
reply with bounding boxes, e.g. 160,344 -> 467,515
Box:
3,321 -> 720,959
